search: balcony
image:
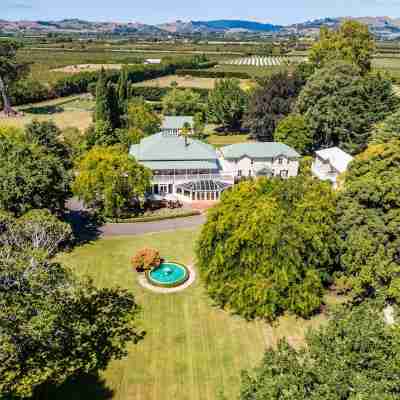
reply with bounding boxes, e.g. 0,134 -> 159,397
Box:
152,173 -> 235,184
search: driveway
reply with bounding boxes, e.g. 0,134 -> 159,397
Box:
100,214 -> 206,237
66,198 -> 207,238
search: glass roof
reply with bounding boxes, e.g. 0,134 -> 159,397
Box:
176,180 -> 232,192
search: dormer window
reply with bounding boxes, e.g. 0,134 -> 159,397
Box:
278,157 -> 284,164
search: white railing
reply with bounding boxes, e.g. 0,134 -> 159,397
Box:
152,173 -> 235,184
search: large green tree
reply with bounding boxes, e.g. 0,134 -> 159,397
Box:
0,222 -> 142,398
196,177 -> 338,321
162,87 -> 202,116
73,145 -> 151,218
0,39 -> 29,116
369,108 -> 400,144
0,127 -> 70,216
309,20 -> 375,74
244,70 -> 305,141
336,140 -> 400,303
240,302 -> 400,400
274,114 -> 312,154
126,98 -> 161,136
207,79 -> 248,131
296,62 -> 397,154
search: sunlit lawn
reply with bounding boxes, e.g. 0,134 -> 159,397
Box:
55,228 -> 329,400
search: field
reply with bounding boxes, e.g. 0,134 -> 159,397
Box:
222,55 -> 306,67
55,228 -> 328,400
132,74 -> 253,90
0,95 -> 94,131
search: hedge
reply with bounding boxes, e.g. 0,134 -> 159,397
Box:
5,60 -> 206,108
175,69 -> 252,79
130,85 -> 210,102
106,210 -> 201,223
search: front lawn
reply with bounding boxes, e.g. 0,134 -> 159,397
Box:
57,228 -> 327,400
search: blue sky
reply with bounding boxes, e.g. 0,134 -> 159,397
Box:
3,0 -> 400,24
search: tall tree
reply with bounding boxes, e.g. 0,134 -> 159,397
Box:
0,239 -> 142,398
117,66 -> 130,111
296,62 -> 398,153
0,39 -> 29,116
73,145 -> 151,218
240,302 -> 400,400
244,70 -> 304,141
196,176 -> 338,321
162,87 -> 202,116
369,108 -> 400,144
94,68 -> 111,126
309,20 -> 375,74
126,99 -> 161,136
0,127 -> 70,216
207,79 -> 248,131
336,140 -> 400,303
274,113 -> 312,154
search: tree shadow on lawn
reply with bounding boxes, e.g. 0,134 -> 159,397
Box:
21,105 -> 65,115
34,374 -> 113,400
64,209 -> 103,246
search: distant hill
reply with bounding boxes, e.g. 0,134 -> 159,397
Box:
2,16 -> 400,37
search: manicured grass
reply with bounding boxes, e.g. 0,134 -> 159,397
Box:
0,95 -> 94,131
58,228 -> 328,400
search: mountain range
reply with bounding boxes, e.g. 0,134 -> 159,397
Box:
2,16 -> 400,37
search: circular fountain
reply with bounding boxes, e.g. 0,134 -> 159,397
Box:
146,262 -> 190,288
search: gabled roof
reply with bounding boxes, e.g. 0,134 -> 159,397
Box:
162,116 -> 194,130
315,147 -> 353,173
221,142 -> 300,159
129,132 -> 217,162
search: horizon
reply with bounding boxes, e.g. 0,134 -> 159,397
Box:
3,0 -> 400,25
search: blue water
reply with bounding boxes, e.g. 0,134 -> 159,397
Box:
149,262 -> 188,285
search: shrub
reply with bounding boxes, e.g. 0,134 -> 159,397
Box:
131,248 -> 161,272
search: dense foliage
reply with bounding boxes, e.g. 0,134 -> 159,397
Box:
0,39 -> 29,114
196,177 -> 338,320
0,240 -> 142,397
207,79 -> 248,130
244,70 -> 305,141
273,114 -> 312,154
240,302 -> 400,400
370,108 -> 400,144
336,140 -> 400,303
0,127 -> 70,216
309,20 -> 375,74
73,145 -> 151,218
162,87 -> 202,115
296,62 -> 398,154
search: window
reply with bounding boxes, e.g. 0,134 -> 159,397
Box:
238,170 -> 242,177
251,159 -> 254,165
278,157 -> 284,165
280,170 -> 289,178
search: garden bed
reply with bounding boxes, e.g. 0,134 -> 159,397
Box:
106,209 -> 201,223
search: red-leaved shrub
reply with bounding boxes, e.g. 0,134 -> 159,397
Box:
131,248 -> 161,272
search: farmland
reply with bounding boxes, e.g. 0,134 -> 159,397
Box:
0,95 -> 94,131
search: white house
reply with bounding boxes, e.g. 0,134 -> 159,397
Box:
129,135 -> 300,203
219,142 -> 300,180
311,147 -> 353,187
161,116 -> 194,136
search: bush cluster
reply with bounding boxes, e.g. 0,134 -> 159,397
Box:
130,86 -> 210,102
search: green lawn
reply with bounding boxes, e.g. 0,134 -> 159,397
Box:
206,133 -> 251,147
56,228 -> 327,400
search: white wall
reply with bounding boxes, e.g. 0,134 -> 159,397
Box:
221,155 -> 299,178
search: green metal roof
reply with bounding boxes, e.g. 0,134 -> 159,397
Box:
129,132 -> 218,162
221,142 -> 300,159
162,116 -> 194,130
141,160 -> 219,170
